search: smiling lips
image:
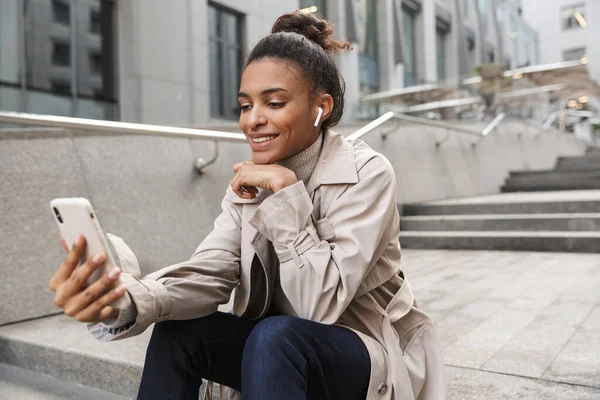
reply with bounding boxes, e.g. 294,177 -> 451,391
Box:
252,135 -> 277,143
248,134 -> 279,150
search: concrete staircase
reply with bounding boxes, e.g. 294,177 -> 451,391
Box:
502,147 -> 600,192
399,190 -> 600,252
400,147 -> 600,252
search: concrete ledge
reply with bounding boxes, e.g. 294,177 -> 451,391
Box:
0,315 -> 218,399
400,214 -> 600,231
0,363 -> 126,400
400,231 -> 600,252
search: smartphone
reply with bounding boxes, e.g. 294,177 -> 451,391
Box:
50,197 -> 130,309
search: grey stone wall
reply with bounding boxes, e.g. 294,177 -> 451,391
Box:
0,122 -> 586,325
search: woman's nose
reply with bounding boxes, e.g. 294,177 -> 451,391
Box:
247,108 -> 267,131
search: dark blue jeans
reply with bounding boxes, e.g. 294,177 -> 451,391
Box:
137,312 -> 371,399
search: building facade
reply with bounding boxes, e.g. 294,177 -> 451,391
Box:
521,0 -> 599,84
0,0 -> 539,125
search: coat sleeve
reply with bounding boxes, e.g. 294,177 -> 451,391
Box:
249,154 -> 399,324
88,195 -> 242,341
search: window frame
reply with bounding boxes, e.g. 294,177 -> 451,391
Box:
562,3 -> 586,30
208,1 -> 244,120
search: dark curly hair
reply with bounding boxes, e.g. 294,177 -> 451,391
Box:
244,11 -> 351,128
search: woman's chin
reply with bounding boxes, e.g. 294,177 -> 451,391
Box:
251,152 -> 280,165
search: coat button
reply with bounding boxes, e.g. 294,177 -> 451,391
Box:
377,383 -> 388,395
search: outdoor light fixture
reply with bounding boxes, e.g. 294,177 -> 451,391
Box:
574,11 -> 587,28
298,5 -> 318,14
581,56 -> 588,64
579,96 -> 589,103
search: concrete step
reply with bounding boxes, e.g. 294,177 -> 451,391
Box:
0,315 -> 217,399
556,159 -> 600,169
559,153 -> 600,161
501,181 -> 600,192
509,170 -> 600,180
0,363 -> 125,400
401,190 -> 600,216
400,213 -> 600,231
399,231 -> 600,252
587,147 -> 600,154
553,164 -> 600,173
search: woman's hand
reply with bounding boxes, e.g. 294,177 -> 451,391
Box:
48,235 -> 126,323
232,161 -> 298,199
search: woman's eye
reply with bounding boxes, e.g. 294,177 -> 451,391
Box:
268,102 -> 285,108
240,104 -> 252,112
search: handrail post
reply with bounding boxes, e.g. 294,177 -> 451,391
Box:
472,113 -> 506,148
194,141 -> 219,174
543,111 -> 558,130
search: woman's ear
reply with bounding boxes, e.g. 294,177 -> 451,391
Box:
318,94 -> 334,124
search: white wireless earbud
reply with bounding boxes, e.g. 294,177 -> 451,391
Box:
314,107 -> 324,127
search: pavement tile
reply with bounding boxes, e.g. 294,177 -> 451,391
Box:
482,301 -> 595,378
543,306 -> 600,388
447,366 -> 600,400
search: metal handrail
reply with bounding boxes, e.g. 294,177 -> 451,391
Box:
0,110 -> 394,173
385,113 -> 506,147
347,112 -> 394,140
0,111 -> 248,174
0,111 -> 247,142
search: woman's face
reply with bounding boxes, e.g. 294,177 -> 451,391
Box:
238,59 -> 324,164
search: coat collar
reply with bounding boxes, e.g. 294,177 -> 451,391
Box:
226,129 -> 358,204
310,129 -> 359,186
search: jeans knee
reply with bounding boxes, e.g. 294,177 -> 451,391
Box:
243,316 -> 306,362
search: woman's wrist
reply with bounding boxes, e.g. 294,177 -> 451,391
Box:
273,170 -> 298,192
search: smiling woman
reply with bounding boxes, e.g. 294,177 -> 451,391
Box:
48,10 -> 446,400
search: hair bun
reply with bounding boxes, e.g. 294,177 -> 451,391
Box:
271,11 -> 350,53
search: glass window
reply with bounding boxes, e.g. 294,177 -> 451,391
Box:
52,42 -> 71,66
90,10 -> 101,34
76,1 -> 118,104
436,30 -> 446,80
562,4 -> 586,30
356,0 -> 379,93
52,0 -> 70,25
479,0 -> 487,16
208,3 -> 243,120
51,79 -> 71,95
89,52 -> 102,75
403,9 -> 417,87
461,0 -> 469,17
5,0 -> 118,120
563,47 -> 586,62
0,0 -> 21,85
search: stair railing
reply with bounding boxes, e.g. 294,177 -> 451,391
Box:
0,110 -> 393,174
382,113 -> 506,147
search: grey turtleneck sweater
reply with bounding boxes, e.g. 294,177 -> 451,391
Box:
277,132 -> 323,185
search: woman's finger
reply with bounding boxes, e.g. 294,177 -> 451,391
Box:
232,176 -> 256,199
233,162 -> 244,173
55,251 -> 106,303
60,235 -> 69,253
74,286 -> 126,323
64,268 -> 122,317
48,235 -> 85,292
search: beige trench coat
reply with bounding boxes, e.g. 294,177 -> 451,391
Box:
89,130 -> 447,399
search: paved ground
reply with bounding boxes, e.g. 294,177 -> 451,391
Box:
1,249 -> 599,399
403,249 -> 600,398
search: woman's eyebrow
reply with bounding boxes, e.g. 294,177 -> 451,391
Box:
238,87 -> 290,98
